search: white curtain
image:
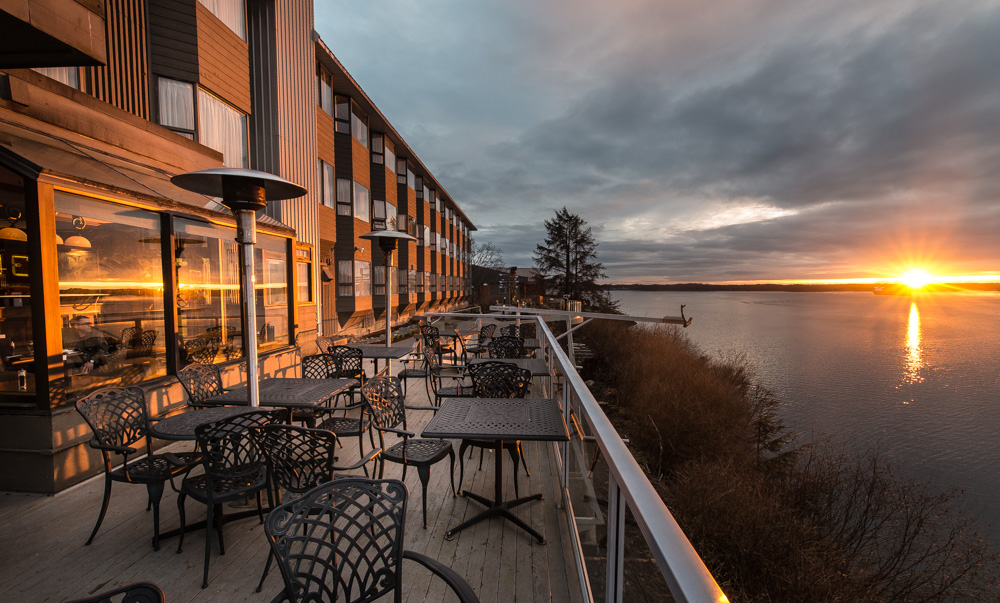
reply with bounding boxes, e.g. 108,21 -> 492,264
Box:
198,0 -> 245,39
158,78 -> 194,131
198,90 -> 247,168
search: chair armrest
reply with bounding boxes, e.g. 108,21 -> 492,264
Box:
376,425 -> 415,438
89,437 -> 137,455
402,550 -> 481,603
331,447 -> 382,472
162,452 -> 201,468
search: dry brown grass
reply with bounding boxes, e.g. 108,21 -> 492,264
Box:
580,320 -> 999,602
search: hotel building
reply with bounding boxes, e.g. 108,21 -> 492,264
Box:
0,0 -> 474,492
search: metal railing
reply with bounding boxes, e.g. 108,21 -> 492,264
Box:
423,311 -> 727,603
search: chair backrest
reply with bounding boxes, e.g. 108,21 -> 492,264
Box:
328,346 -> 364,379
265,477 -> 408,603
75,386 -> 150,459
468,361 -> 532,398
120,326 -> 140,348
488,336 -> 525,359
315,335 -> 335,354
177,363 -> 225,406
498,324 -> 521,338
301,353 -> 337,379
480,323 -> 497,341
420,324 -> 442,350
195,410 -> 275,487
259,424 -> 338,496
362,375 -> 407,432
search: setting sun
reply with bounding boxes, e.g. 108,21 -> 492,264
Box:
900,269 -> 934,290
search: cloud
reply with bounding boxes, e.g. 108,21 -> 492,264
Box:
317,0 -> 1000,282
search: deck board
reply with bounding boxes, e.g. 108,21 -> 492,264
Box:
0,362 -> 575,602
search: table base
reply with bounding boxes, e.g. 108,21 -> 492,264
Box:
447,490 -> 545,544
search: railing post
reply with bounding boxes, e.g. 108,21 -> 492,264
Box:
607,476 -> 625,603
565,315 -> 576,369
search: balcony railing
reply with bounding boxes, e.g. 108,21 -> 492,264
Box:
424,311 -> 727,603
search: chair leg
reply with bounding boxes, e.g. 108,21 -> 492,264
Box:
255,550 -> 275,593
146,481 -> 165,551
417,464 -> 432,529
176,492 -> 187,553
256,490 -> 264,524
448,447 -> 457,497
202,502 -> 214,588
518,441 -> 531,477
215,503 -> 226,555
85,474 -> 113,546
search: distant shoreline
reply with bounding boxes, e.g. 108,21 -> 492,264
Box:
608,283 -> 1000,293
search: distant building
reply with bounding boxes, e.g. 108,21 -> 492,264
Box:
0,0 -> 473,492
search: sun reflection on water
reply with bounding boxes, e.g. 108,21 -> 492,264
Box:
904,301 -> 924,384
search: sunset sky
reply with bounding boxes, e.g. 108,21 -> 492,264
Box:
316,0 -> 1000,284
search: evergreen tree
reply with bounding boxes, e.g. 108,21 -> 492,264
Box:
533,207 -> 618,311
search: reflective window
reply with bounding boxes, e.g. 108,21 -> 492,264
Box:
318,70 -> 332,115
355,260 -> 371,297
353,182 -> 370,223
337,260 -> 353,296
384,140 -> 396,174
319,160 -> 335,209
0,167 -> 33,397
335,97 -> 350,133
373,266 -> 385,297
351,109 -> 368,149
32,67 -> 80,90
336,178 -> 352,216
55,193 -> 166,396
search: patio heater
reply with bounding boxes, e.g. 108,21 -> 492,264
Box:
360,230 -> 415,356
171,168 -> 307,407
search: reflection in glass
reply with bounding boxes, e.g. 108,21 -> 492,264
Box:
55,193 -> 166,397
904,301 -> 924,384
0,166 -> 33,396
174,219 -> 288,365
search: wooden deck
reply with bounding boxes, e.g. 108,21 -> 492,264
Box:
0,367 -> 578,602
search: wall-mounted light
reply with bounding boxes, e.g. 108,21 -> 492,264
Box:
0,206 -> 26,241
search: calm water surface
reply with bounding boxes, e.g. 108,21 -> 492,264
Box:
614,290 -> 1000,546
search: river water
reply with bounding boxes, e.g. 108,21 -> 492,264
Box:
613,289 -> 1000,547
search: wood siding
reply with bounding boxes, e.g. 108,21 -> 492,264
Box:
317,107 -> 335,162
83,0 -> 149,119
147,0 -> 198,83
195,3 -> 250,113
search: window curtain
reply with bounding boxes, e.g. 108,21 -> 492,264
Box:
158,78 -> 194,131
198,90 -> 248,168
198,0 -> 245,39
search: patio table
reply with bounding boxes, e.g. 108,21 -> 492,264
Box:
203,377 -> 357,409
422,396 -> 569,543
349,343 -> 416,373
149,406 -> 259,440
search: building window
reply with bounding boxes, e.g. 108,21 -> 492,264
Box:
374,266 -> 385,297
429,231 -> 437,247
371,134 -> 384,164
336,178 -> 352,216
385,140 -> 396,174
425,187 -> 434,210
296,246 -> 313,303
373,199 -> 386,230
398,268 -> 408,294
338,260 -> 353,296
318,161 -> 335,209
318,69 -> 333,115
198,89 -> 248,168
334,97 -> 350,133
351,109 -> 368,148
407,168 -> 415,190
33,67 -> 80,90
55,193 -> 167,395
355,260 -> 371,297
198,0 -> 245,39
396,158 -> 407,184
156,77 -> 195,137
353,182 -> 370,223
386,203 -> 397,231
423,226 -> 431,247
422,272 -> 430,293
398,214 -> 408,234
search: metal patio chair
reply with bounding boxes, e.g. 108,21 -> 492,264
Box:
265,477 -> 480,603
327,345 -> 366,407
300,353 -> 369,455
175,409 -> 280,588
462,323 -> 497,359
363,375 -> 456,528
420,324 -> 458,364
254,423 -> 381,592
75,387 -> 200,550
425,347 -> 474,407
487,335 -> 526,359
177,363 -> 227,408
65,581 -> 165,603
458,361 -> 533,496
